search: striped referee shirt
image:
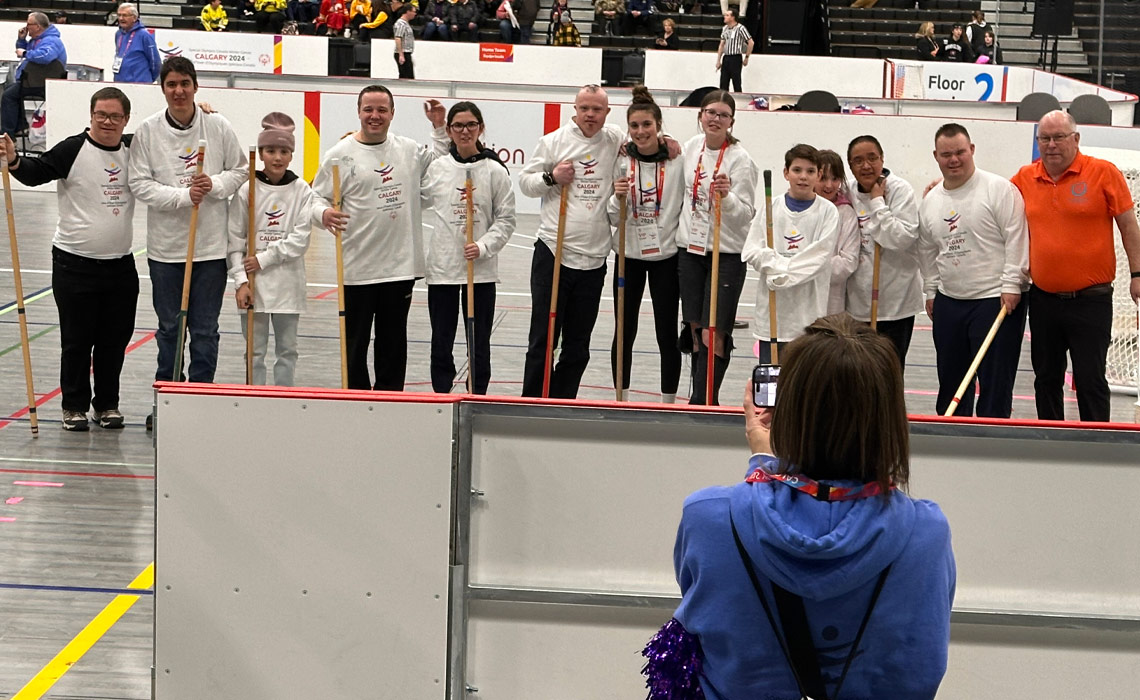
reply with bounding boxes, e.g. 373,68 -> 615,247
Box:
394,18 -> 414,53
720,24 -> 751,56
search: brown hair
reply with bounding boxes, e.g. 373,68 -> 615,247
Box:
90,86 -> 130,116
627,85 -> 662,128
784,143 -> 820,169
816,149 -> 848,187
358,84 -> 393,110
769,313 -> 910,493
698,89 -> 739,145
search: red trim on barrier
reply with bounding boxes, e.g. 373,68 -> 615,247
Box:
543,103 -> 561,134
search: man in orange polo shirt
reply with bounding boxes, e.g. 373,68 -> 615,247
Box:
1011,110 -> 1140,422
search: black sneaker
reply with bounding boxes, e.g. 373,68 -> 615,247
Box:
62,410 -> 90,432
93,408 -> 125,429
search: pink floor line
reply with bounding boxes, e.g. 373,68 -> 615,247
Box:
12,481 -> 64,487
0,517 -> 15,523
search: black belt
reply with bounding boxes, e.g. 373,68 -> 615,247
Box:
1032,283 -> 1113,299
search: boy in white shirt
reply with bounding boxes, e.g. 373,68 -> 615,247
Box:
743,144 -> 838,363
228,112 -> 312,386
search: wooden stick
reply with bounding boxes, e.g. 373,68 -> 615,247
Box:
172,140 -> 206,382
944,306 -> 1009,417
332,162 -> 348,390
542,186 -> 570,399
615,193 -> 627,401
869,243 -> 882,331
2,153 -> 37,435
245,145 -> 256,385
464,167 -> 475,394
706,191 -> 722,405
762,169 -> 778,365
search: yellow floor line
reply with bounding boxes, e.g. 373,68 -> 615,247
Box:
12,562 -> 155,700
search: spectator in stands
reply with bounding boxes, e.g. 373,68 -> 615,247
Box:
595,0 -> 624,37
113,4 -> 160,84
552,12 -> 581,46
497,0 -> 518,42
393,3 -> 416,78
290,0 -> 322,25
255,0 -> 288,33
965,10 -> 991,57
449,0 -> 482,41
977,30 -> 1001,65
422,0 -> 451,40
3,12 -> 67,140
201,0 -> 230,31
716,9 -> 752,92
941,23 -> 974,63
316,0 -> 350,35
915,21 -> 938,60
655,18 -> 678,50
513,0 -> 538,44
548,0 -> 571,44
349,0 -> 373,38
622,0 -> 656,36
54,12 -> 68,24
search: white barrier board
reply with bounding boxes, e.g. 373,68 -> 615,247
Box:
369,39 -> 603,87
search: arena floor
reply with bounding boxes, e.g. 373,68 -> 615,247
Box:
0,189 -> 1137,698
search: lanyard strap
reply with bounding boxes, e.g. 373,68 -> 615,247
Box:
116,30 -> 137,58
745,467 -> 892,501
631,156 -> 665,219
691,141 -> 727,211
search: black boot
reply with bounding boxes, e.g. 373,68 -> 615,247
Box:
690,347 -> 708,406
709,352 -> 731,406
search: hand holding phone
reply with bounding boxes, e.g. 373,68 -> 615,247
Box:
752,364 -> 780,408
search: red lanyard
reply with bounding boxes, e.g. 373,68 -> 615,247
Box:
630,156 -> 665,219
745,467 -> 893,501
691,141 -> 728,211
116,30 -> 137,58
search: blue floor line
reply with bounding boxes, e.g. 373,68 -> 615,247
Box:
0,581 -> 154,596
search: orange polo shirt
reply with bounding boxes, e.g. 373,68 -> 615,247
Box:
1010,152 -> 1133,293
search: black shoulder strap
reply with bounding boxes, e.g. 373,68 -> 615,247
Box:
730,510 -> 892,700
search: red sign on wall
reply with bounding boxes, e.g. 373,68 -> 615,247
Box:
479,44 -> 515,63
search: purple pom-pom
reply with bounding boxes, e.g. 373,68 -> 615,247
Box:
641,618 -> 706,700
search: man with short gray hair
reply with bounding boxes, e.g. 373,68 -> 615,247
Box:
2,12 -> 66,138
113,3 -> 160,84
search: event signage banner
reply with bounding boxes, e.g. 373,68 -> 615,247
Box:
154,29 -> 277,73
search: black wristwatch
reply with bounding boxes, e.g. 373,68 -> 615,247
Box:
1132,271 -> 1140,279
542,171 -> 556,187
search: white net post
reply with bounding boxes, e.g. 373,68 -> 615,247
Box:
1109,168 -> 1140,403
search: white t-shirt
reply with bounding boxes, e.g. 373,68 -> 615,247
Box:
845,171 -> 924,322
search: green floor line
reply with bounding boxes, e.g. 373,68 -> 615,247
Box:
0,324 -> 56,357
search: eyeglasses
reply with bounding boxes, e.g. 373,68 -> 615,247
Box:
1036,132 -> 1074,145
449,121 -> 481,132
92,111 -> 126,125
849,153 -> 882,168
701,108 -> 733,122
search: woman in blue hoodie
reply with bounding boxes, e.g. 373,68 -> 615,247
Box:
646,313 -> 955,700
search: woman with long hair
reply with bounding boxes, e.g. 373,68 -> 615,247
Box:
645,313 -> 955,700
608,86 -> 683,402
915,21 -> 939,60
421,101 -> 516,394
815,149 -> 860,315
677,89 -> 758,405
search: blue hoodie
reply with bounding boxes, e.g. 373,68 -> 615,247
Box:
15,24 -> 67,82
113,21 -> 161,84
673,455 -> 955,700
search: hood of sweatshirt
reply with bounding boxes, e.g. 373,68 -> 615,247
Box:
623,141 -> 669,163
449,143 -> 509,173
728,455 -> 916,601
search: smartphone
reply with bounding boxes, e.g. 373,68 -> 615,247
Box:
752,364 -> 780,408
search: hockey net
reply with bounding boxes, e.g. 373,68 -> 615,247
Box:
1109,168 -> 1140,396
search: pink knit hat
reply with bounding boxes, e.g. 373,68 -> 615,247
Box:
258,112 -> 295,151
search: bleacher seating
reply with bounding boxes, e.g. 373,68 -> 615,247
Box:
1073,0 -> 1140,116
826,0 -> 983,61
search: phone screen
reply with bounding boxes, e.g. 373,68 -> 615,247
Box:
752,364 -> 780,408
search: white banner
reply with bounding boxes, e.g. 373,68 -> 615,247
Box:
153,29 -> 278,74
894,61 -> 1008,102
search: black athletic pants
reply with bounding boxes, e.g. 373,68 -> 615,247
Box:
875,316 -> 915,374
427,282 -> 495,394
343,280 -> 415,391
610,255 -> 682,395
1028,284 -> 1113,422
522,240 -> 606,399
719,54 -> 743,92
52,247 -> 138,413
932,293 -> 1027,418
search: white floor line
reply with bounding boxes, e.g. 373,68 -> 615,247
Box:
0,456 -> 152,469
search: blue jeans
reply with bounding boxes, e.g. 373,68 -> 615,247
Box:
1,82 -> 40,137
148,258 -> 228,383
423,21 -> 450,40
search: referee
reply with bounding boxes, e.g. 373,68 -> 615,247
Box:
716,10 -> 753,92
393,3 -> 416,80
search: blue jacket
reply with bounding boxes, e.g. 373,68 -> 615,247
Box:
113,21 -> 160,84
673,455 -> 956,700
14,24 -> 67,82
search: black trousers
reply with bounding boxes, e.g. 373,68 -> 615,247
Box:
611,255 -> 682,395
427,282 -> 495,394
343,280 -> 415,391
394,52 -> 414,79
875,316 -> 915,374
932,293 -> 1027,418
52,247 -> 139,413
522,240 -> 606,399
1028,285 -> 1112,422
719,54 -> 743,92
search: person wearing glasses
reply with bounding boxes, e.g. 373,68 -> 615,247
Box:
0,88 -> 137,431
421,101 -> 516,394
917,123 -> 1028,418
1011,110 -> 1140,422
845,135 -> 921,371
715,9 -> 753,92
112,4 -> 160,84
678,90 -> 758,405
